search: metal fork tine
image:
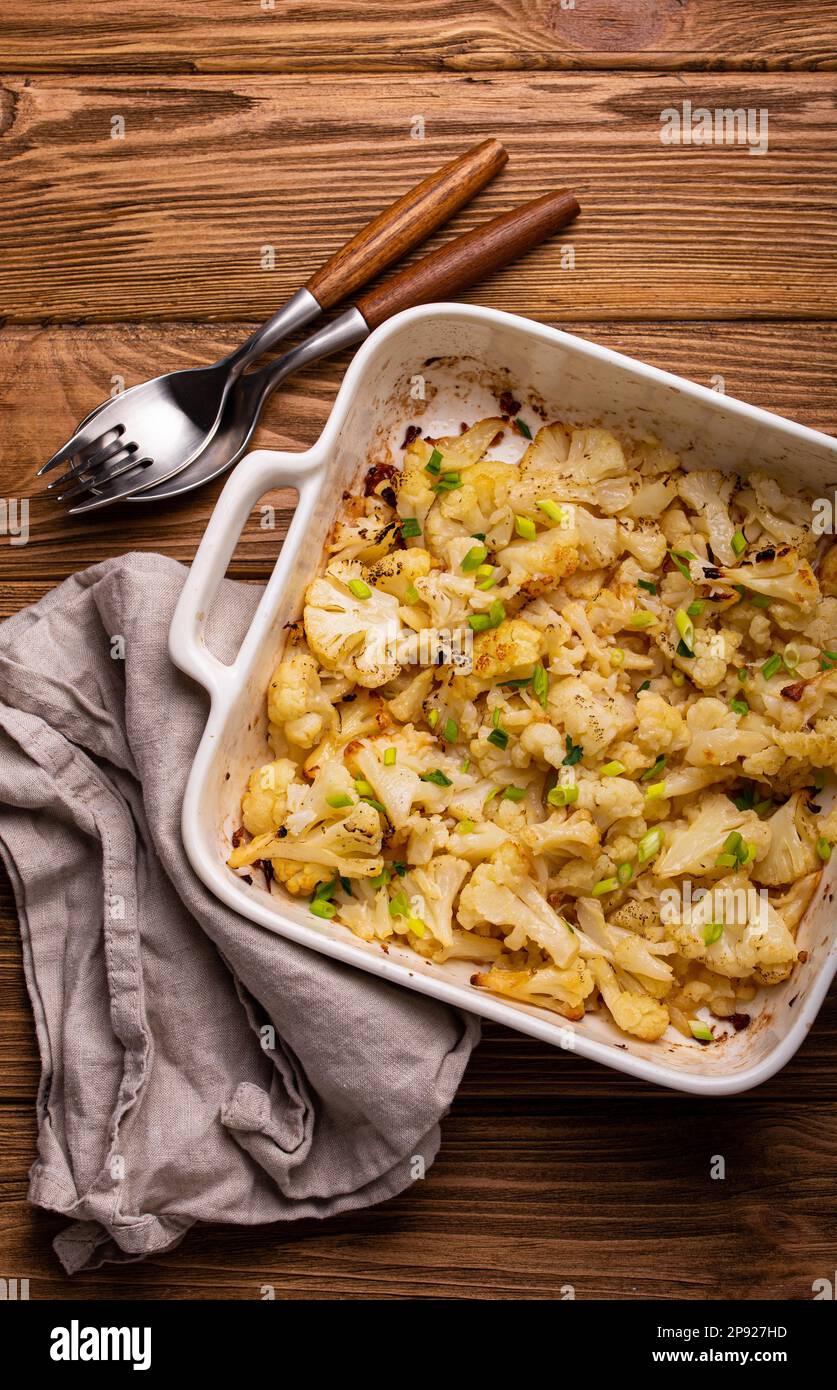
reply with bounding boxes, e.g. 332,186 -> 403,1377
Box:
59,453 -> 151,504
46,436 -> 135,491
37,424 -> 115,477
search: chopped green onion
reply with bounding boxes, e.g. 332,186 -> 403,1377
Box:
309,899 -> 337,919
420,768 -> 452,787
676,640 -> 694,659
675,608 -> 695,652
515,417 -> 532,439
783,642 -> 800,671
610,647 -> 625,667
371,868 -> 391,888
645,781 -> 667,801
483,786 -> 501,807
817,837 -> 832,862
630,610 -> 657,629
425,448 -> 443,475
401,517 -> 421,538
339,876 -> 352,895
536,499 -> 566,525
443,718 -> 458,743
502,785 -> 525,802
731,530 -> 747,556
514,514 -> 537,541
383,747 -> 397,766
461,543 -> 488,572
354,778 -> 375,797
617,861 -> 633,885
389,890 -> 410,918
326,792 -> 353,808
475,569 -> 497,591
532,661 -> 549,709
460,758 -> 470,774
686,600 -> 704,617
733,584 -> 746,598
672,670 -> 685,687
600,761 -> 626,777
562,735 -> 583,767
637,827 -> 663,864
730,698 -> 749,717
637,579 -> 657,595
492,707 -> 502,728
361,796 -> 387,815
407,917 -> 427,938
312,878 -> 336,901
749,594 -> 771,609
738,667 -> 749,683
428,709 -> 439,728
723,831 -> 743,856
458,819 -> 475,834
761,653 -> 783,681
689,1020 -> 713,1042
740,842 -> 755,865
348,577 -> 371,600
488,728 -> 509,750
500,677 -> 530,689
432,471 -> 462,493
825,651 -> 837,660
547,784 -> 578,807
404,584 -> 420,605
472,532 -> 486,541
637,680 -> 651,693
754,798 -> 773,818
393,862 -> 407,876
592,877 -> 619,897
669,548 -> 695,580
475,562 -> 494,578
641,755 -> 666,782
714,852 -> 738,869
468,600 -> 505,631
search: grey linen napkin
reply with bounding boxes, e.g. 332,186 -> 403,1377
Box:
0,553 -> 479,1273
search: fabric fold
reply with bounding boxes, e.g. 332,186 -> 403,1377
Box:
0,554 -> 478,1271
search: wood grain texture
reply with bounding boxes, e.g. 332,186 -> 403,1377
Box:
2,75 -> 836,324
306,137 -> 508,308
357,188 -> 580,328
1,2 -> 836,74
1,320 -> 834,586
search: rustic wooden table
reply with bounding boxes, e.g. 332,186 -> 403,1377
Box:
1,2 -> 836,1301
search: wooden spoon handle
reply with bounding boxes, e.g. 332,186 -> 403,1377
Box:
305,139 -> 508,310
355,189 -> 580,330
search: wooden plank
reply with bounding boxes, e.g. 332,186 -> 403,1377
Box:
2,75 -> 836,324
1,1096 -> 834,1297
0,2 -> 835,75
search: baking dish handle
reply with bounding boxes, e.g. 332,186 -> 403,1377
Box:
169,449 -> 317,702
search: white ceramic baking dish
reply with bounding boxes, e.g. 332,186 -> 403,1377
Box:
170,303 -> 837,1095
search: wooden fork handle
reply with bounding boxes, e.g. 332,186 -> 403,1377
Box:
304,139 -> 508,310
355,189 -> 580,331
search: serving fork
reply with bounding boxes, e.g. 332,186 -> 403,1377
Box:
38,140 -> 508,511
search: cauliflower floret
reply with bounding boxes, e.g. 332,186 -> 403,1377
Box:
241,758 -> 298,836
577,775 -> 645,828
819,540 -> 837,597
457,844 -> 579,968
772,717 -> 837,769
677,469 -> 737,566
549,674 -> 635,757
655,793 -> 770,877
589,957 -> 669,1041
385,668 -> 435,723
426,457 -> 517,555
336,878 -> 394,942
368,547 -> 437,602
395,436 -> 438,530
328,497 -> 400,565
472,962 -> 594,1019
268,646 -> 337,748
239,801 -> 384,880
664,872 -> 798,981
634,691 -> 688,756
751,791 -> 821,886
304,561 -> 401,688
352,739 -> 423,825
684,697 -> 770,767
447,821 -> 509,863
457,618 -> 544,696
401,812 -> 450,866
399,855 -> 470,955
743,473 -> 813,551
283,760 -> 356,836
522,810 -> 601,860
711,549 -> 819,614
495,527 -> 579,599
